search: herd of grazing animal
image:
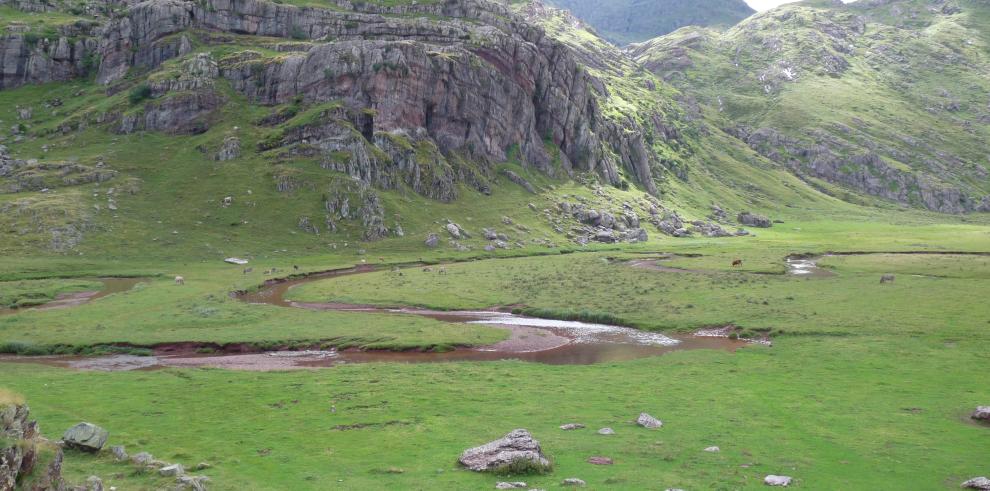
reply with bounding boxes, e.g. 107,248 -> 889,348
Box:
175,261 -> 455,286
174,258 -> 897,286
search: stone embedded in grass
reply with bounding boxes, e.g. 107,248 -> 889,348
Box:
636,413 -> 662,429
176,475 -> 210,491
972,406 -> 990,421
110,445 -> 127,461
764,475 -> 793,486
559,423 -> 585,430
587,456 -> 613,465
597,427 -> 615,435
131,452 -> 153,465
458,429 -> 551,473
962,477 -> 990,490
495,482 -> 527,489
62,422 -> 108,452
704,446 -> 720,452
86,475 -> 103,490
159,463 -> 185,477
562,478 -> 586,486
425,234 -> 440,248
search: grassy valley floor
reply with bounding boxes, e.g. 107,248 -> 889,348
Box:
1,219 -> 989,489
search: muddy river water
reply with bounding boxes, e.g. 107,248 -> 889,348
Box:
5,251 -> 983,370
1,263 -> 747,370
0,277 -> 145,317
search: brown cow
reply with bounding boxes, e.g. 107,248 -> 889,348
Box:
732,259 -> 743,267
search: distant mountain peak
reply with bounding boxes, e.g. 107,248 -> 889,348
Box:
544,0 -> 755,45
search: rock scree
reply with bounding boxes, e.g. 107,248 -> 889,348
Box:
458,429 -> 550,473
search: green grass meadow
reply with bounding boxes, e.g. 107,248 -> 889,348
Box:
1,221 -> 989,489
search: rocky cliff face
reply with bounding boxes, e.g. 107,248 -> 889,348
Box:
0,20 -> 100,89
1,0 -> 666,202
1,400 -> 65,490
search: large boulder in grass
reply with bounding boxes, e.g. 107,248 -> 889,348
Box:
62,423 -> 108,452
972,406 -> 990,421
738,211 -> 772,228
458,429 -> 550,473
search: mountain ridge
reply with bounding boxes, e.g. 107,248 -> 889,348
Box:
0,0 -> 987,258
544,0 -> 755,45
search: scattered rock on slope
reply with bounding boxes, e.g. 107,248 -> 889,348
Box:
215,136 -> 241,161
738,211 -> 772,228
458,429 -> 550,472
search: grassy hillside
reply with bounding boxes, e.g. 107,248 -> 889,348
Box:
630,0 -> 990,213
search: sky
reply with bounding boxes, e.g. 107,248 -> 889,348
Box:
746,0 -> 857,11
745,0 -> 800,10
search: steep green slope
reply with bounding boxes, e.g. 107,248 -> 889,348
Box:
544,0 -> 754,45
630,0 -> 990,213
1,0 -> 985,262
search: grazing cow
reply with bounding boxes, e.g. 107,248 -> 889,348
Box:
293,265 -> 299,271
422,267 -> 433,272
379,257 -> 385,263
880,274 -> 895,284
438,267 -> 447,275
243,268 -> 253,274
174,276 -> 185,285
732,259 -> 743,267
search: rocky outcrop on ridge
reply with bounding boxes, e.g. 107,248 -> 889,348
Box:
1,399 -> 65,490
0,0 -> 667,200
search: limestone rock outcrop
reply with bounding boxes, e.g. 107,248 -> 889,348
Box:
1,399 -> 65,490
458,429 -> 550,473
